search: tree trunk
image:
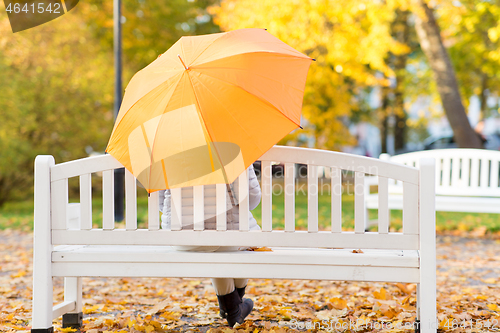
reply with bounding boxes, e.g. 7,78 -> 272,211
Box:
393,9 -> 409,152
414,0 -> 483,148
379,85 -> 390,154
479,74 -> 488,120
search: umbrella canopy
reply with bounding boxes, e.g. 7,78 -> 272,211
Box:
106,28 -> 313,193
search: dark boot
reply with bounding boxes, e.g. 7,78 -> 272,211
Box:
220,286 -> 246,318
217,289 -> 253,327
236,286 -> 246,299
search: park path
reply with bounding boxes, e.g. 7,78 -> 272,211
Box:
0,229 -> 499,332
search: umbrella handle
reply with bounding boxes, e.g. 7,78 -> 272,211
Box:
226,183 -> 237,208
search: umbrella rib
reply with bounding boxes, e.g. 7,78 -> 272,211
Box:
191,40 -> 312,67
188,33 -> 228,69
146,72 -> 187,192
193,69 -> 302,128
106,72 -> 184,153
188,73 -> 298,158
183,72 -> 232,186
193,63 -> 306,95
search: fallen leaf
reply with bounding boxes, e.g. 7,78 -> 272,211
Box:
247,247 -> 273,251
373,288 -> 387,300
487,304 -> 500,312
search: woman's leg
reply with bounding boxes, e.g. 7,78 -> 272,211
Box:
234,279 -> 247,289
212,278 -> 253,327
211,278 -> 235,296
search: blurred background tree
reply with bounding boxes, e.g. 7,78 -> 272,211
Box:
1,0 -> 500,207
0,13 -> 113,206
437,0 -> 500,120
210,0 -> 409,150
78,0 -> 219,83
0,0 -> 219,206
414,0 -> 483,148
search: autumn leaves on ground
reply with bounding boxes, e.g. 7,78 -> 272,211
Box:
2,230 -> 500,332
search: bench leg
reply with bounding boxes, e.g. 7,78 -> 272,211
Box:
62,277 -> 83,328
418,281 -> 437,333
31,264 -> 54,332
415,284 -> 421,333
62,313 -> 83,329
32,157 -> 54,333
31,329 -> 54,333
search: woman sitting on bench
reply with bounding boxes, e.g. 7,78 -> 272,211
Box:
159,164 -> 262,327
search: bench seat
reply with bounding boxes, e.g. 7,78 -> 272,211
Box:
52,245 -> 419,282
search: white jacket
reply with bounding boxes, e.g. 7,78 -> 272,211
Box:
160,165 -> 261,232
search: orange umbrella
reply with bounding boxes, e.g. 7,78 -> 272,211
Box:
106,28 -> 313,193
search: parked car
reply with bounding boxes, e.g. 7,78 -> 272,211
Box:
423,133 -> 500,151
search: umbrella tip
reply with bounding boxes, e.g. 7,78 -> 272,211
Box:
312,58 -> 316,61
299,125 -> 304,130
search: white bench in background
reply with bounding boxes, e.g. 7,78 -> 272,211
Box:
365,149 -> 500,226
31,146 -> 437,333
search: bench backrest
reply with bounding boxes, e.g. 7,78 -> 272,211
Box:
35,146 -> 435,251
383,149 -> 500,197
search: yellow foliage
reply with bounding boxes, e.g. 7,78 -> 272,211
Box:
330,297 -> 348,309
59,327 -> 78,333
83,304 -> 101,314
210,0 -> 409,149
487,303 -> 500,312
373,287 -> 387,300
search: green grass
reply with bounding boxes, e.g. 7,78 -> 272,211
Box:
2,185 -> 500,233
0,200 -> 35,231
0,193 -> 152,231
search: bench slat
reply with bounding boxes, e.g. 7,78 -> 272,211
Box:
451,157 -> 461,188
216,184 -> 227,231
442,157 -> 451,187
378,176 -> 389,234
51,179 -> 68,230
480,158 -> 490,188
52,261 -> 420,283
102,170 -> 115,230
53,246 -> 419,268
260,146 -> 419,184
261,161 -> 272,232
331,167 -> 342,233
470,157 -> 479,187
79,174 -> 92,230
148,191 -> 159,231
125,169 -> 137,230
52,229 -> 420,250
170,188 -> 182,230
308,165 -> 318,233
462,157 -> 471,187
354,172 -> 365,234
239,170 -> 249,231
491,159 -> 500,188
403,182 -> 418,235
51,154 -> 123,182
284,163 -> 295,232
193,185 -> 204,231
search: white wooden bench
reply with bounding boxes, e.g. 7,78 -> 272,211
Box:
365,149 -> 500,226
31,146 -> 437,333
